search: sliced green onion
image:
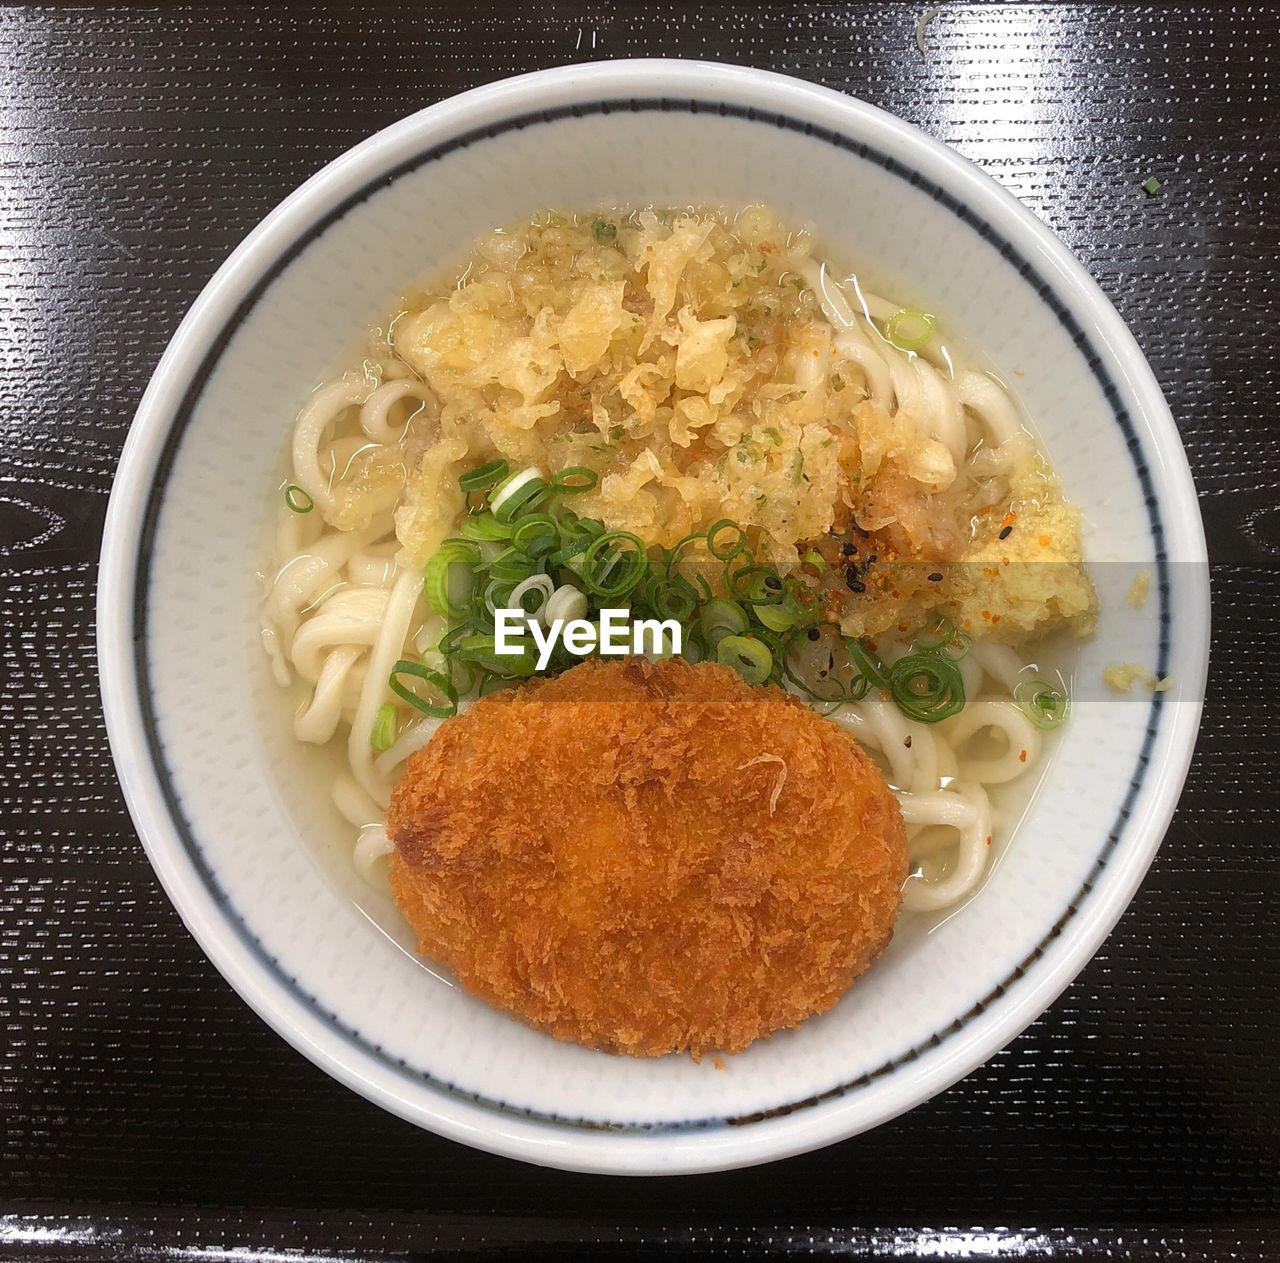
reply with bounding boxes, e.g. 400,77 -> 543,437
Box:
284,484 -> 314,514
580,531 -> 648,599
512,514 -> 559,557
437,622 -> 476,657
550,537 -> 594,570
388,659 -> 459,718
754,601 -> 801,634
490,466 -> 548,523
369,702 -> 397,751
592,218 -> 617,243
488,546 -> 540,583
1015,679 -> 1071,730
483,577 -> 517,615
716,634 -> 773,685
688,570 -> 714,603
443,655 -> 480,696
884,308 -> 936,352
699,598 -> 749,649
557,510 -> 603,539
801,548 -> 826,573
459,459 -> 510,494
846,638 -> 891,690
649,577 -> 699,622
456,633 -> 537,678
458,512 -> 514,542
544,584 -> 588,625
730,565 -> 785,606
508,573 -> 554,618
707,519 -> 746,560
1141,176 -> 1162,196
554,514 -> 605,563
551,466 -> 599,494
888,652 -> 965,724
424,540 -> 481,620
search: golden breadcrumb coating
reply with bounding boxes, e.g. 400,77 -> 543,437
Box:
386,657 -> 908,1058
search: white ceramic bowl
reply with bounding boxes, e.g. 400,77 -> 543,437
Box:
98,61 -> 1209,1174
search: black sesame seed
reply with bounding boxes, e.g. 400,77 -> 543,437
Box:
844,568 -> 866,593
764,575 -> 782,592
928,571 -> 943,583
806,627 -> 820,641
999,525 -> 1013,540
903,735 -> 913,749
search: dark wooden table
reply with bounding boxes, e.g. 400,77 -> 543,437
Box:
1,4 -> 1276,1260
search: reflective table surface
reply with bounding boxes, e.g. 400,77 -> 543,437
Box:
0,4 -> 1276,1260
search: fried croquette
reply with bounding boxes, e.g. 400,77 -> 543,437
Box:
386,657 -> 908,1058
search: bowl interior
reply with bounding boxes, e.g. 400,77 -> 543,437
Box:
128,84 -> 1195,1155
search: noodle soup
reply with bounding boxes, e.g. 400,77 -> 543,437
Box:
258,205 -> 1095,929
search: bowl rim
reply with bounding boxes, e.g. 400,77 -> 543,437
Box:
97,58 -> 1210,1175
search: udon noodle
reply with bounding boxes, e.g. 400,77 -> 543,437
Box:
259,205 -> 1092,914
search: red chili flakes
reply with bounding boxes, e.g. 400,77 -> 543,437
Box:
1038,535 -> 1051,548
991,613 -> 1002,624
980,609 -> 991,621
984,835 -> 993,846
1018,749 -> 1028,763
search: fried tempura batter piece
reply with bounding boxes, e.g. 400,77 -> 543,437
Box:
386,657 -> 908,1058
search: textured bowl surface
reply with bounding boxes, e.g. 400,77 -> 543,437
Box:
98,60 -> 1209,1175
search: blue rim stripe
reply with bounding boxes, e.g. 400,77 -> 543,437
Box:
132,97 -> 1170,1135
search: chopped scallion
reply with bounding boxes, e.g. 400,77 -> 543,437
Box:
388,659 -> 459,718
1015,678 -> 1070,730
490,466 -> 548,523
284,484 -> 314,514
458,459 -> 509,494
888,651 -> 965,723
716,634 -> 772,685
369,702 -> 397,752
884,307 -> 936,352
